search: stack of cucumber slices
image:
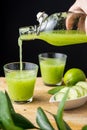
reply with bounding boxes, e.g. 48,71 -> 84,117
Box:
54,81 -> 87,101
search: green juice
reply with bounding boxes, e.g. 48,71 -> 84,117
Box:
20,29 -> 87,85
6,71 -> 36,102
40,59 -> 65,85
20,30 -> 87,46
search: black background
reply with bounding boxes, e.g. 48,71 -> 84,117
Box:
1,0 -> 87,76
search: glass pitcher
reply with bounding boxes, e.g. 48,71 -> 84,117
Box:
19,11 -> 87,46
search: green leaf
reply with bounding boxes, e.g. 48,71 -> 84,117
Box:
5,91 -> 15,113
48,86 -> 65,95
64,120 -> 72,130
55,88 -> 71,130
0,91 -> 24,130
5,91 -> 37,129
36,107 -> 55,130
12,113 -> 37,129
82,125 -> 87,130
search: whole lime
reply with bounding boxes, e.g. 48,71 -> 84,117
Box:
63,68 -> 86,86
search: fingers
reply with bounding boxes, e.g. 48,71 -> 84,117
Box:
66,12 -> 85,31
85,17 -> 87,34
66,0 -> 87,33
66,0 -> 83,30
66,13 -> 77,30
78,14 -> 85,32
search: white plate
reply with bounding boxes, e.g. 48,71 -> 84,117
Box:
49,94 -> 87,110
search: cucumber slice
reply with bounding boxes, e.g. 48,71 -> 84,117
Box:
68,87 -> 78,100
59,87 -> 69,93
54,92 -> 65,101
79,86 -> 87,96
54,87 -> 69,101
76,81 -> 87,91
59,87 -> 78,100
73,85 -> 84,97
76,81 -> 87,95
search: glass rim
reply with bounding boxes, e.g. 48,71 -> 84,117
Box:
3,62 -> 38,71
38,52 -> 67,58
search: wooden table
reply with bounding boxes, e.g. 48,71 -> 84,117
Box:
0,77 -> 87,130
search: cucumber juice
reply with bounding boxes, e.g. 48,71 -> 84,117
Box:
4,61 -> 38,103
38,53 -> 67,86
6,71 -> 36,102
20,30 -> 87,46
40,59 -> 65,85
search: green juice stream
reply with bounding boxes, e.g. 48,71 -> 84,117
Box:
6,38 -> 36,102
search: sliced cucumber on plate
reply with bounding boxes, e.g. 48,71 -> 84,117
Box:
54,87 -> 78,101
53,81 -> 87,101
54,92 -> 65,101
73,85 -> 84,97
76,81 -> 87,95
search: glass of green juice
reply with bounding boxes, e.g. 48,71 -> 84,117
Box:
3,62 -> 38,103
38,53 -> 67,86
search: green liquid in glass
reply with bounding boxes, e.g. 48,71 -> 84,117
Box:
40,59 -> 65,85
6,71 -> 36,101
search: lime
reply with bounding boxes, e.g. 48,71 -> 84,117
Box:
63,68 -> 86,86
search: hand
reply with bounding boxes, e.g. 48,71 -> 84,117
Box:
66,0 -> 87,34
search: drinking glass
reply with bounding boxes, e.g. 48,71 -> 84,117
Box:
38,52 -> 67,86
4,62 -> 38,103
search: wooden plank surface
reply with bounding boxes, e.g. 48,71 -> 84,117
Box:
0,77 -> 87,130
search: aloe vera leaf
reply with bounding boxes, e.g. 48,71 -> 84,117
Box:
64,120 -> 72,130
0,91 -> 24,130
5,91 -> 37,129
45,109 -> 72,130
36,107 -> 55,130
5,91 -> 15,113
82,125 -> 87,130
48,86 -> 65,95
55,88 -> 71,130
